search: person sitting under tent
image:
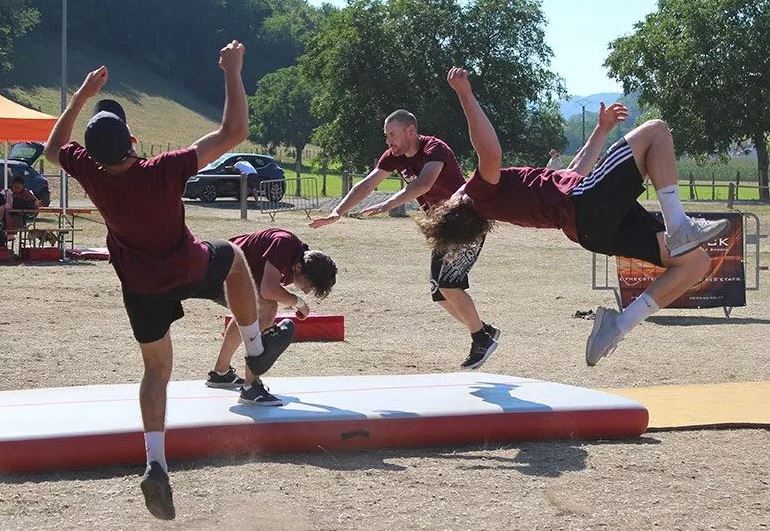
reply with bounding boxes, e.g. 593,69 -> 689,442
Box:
2,176 -> 42,241
206,228 -> 338,406
418,67 -> 729,367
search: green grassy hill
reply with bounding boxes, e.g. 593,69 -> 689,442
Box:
2,36 -> 257,152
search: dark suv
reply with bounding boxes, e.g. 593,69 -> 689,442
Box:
1,142 -> 51,206
183,153 -> 285,203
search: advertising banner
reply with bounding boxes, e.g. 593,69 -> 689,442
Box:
616,212 -> 745,309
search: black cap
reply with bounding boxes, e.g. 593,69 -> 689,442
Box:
84,99 -> 132,166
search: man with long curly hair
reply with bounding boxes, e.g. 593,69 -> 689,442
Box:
420,67 -> 729,367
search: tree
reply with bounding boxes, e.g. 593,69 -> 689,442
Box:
249,66 -> 318,194
605,0 -> 770,200
302,0 -> 564,169
0,0 -> 39,75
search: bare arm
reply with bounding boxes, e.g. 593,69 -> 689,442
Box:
260,262 -> 303,307
43,67 -> 109,164
448,67 -> 501,185
190,41 -> 248,170
359,161 -> 443,216
309,168 -> 390,228
567,102 -> 629,175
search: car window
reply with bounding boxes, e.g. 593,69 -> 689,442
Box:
199,154 -> 229,172
250,156 -> 271,169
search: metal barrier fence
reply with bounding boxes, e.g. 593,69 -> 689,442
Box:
258,177 -> 320,222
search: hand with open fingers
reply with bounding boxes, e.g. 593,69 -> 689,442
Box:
447,67 -> 472,96
218,40 -> 245,72
76,66 -> 108,100
597,101 -> 629,133
309,212 -> 340,228
359,202 -> 390,217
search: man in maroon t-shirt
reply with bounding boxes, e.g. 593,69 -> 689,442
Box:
420,67 -> 728,369
206,229 -> 338,405
42,41 -> 294,521
310,110 -> 500,370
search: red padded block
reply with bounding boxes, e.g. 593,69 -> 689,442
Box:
0,247 -> 12,262
224,312 -> 344,341
20,247 -> 61,261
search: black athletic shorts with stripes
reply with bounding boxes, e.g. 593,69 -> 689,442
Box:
569,138 -> 665,266
429,237 -> 484,302
122,240 -> 234,343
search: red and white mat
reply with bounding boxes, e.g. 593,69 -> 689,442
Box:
0,373 -> 648,473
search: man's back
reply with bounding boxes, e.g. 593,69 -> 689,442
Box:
59,143 -> 209,294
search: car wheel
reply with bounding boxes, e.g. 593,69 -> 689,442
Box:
37,187 -> 51,207
266,181 -> 285,202
199,184 -> 217,203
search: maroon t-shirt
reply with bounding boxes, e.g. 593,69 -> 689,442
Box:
463,167 -> 584,242
229,229 -> 308,289
376,135 -> 465,211
59,142 -> 209,294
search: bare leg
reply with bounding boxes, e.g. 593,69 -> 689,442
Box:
257,297 -> 279,331
625,119 -> 678,190
139,331 -> 173,433
438,288 -> 484,332
645,232 -> 711,308
224,245 -> 258,326
213,319 -> 244,373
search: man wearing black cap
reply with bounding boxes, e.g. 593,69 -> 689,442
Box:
43,41 -> 294,521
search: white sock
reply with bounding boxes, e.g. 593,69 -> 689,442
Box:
144,431 -> 167,472
657,185 -> 688,233
238,319 -> 264,357
617,293 -> 660,336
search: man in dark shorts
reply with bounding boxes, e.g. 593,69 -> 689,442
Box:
43,41 -> 293,521
419,67 -> 728,367
206,228 -> 338,405
309,110 -> 499,370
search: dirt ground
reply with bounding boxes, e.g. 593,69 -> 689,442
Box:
1,200 -> 769,530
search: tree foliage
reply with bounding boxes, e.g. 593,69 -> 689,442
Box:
605,0 -> 770,199
302,0 -> 565,169
0,0 -> 39,74
249,65 -> 317,174
26,0 -> 319,100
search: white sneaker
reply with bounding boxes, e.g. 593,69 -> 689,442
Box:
665,217 -> 729,258
585,307 -> 623,367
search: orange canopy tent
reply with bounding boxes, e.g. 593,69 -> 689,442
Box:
0,95 -> 57,189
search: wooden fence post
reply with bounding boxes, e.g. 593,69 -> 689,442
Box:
321,160 -> 328,197
689,171 -> 696,200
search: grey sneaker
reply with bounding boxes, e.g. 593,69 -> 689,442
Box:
585,306 -> 623,366
665,217 -> 729,257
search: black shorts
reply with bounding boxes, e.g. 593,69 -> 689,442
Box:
570,138 -> 664,266
430,238 -> 484,302
122,240 -> 235,343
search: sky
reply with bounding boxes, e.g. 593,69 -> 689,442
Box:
307,0 -> 658,97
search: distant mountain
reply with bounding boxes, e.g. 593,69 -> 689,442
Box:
559,93 -> 623,119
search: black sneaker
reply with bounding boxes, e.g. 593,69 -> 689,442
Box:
483,322 -> 501,342
205,366 -> 245,388
461,333 -> 498,370
238,379 -> 283,406
140,461 -> 175,520
245,319 -> 295,375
